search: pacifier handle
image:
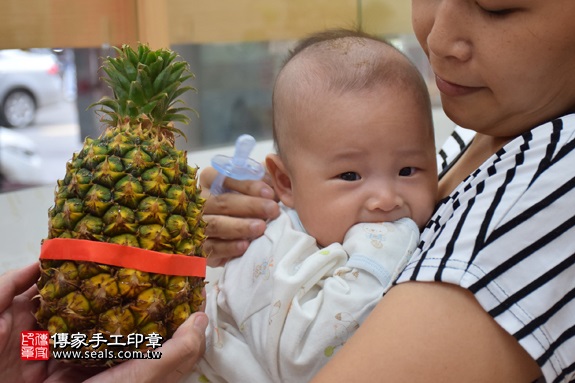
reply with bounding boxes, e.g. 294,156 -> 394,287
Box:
210,134 -> 265,195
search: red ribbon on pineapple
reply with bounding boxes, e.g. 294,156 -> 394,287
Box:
40,238 -> 206,277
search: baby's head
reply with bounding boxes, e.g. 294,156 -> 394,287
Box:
267,29 -> 438,247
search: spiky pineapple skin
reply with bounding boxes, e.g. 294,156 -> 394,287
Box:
35,44 -> 206,366
36,121 -> 206,365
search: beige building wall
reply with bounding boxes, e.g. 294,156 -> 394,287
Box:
0,0 -> 140,49
0,0 -> 411,49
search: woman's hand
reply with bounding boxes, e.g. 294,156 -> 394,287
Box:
0,264 -> 209,383
200,166 -> 280,267
85,311 -> 209,383
1,263 -> 104,382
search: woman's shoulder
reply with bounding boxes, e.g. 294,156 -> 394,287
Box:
437,113 -> 575,174
408,113 -> 575,285
436,125 -> 476,173
527,112 -> 575,151
398,113 -> 575,383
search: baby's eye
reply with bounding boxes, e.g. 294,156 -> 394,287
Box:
399,167 -> 415,176
339,172 -> 361,181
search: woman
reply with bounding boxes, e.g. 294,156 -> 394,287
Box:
200,1 -> 575,382
1,0 -> 574,381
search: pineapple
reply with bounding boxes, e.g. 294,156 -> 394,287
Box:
35,44 -> 206,366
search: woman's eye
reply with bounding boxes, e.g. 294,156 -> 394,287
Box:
399,167 -> 415,177
339,172 -> 361,181
477,3 -> 515,17
486,8 -> 513,16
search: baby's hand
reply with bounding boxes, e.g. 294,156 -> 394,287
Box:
342,218 -> 420,286
342,218 -> 419,259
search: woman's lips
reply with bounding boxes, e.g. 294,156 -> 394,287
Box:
435,75 -> 480,97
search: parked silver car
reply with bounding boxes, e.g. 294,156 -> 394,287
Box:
0,49 -> 63,128
0,127 -> 42,191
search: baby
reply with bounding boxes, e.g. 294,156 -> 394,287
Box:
190,29 -> 438,383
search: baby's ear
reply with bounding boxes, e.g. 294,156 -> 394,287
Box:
265,154 -> 294,208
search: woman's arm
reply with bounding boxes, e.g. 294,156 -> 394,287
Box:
200,167 -> 279,267
311,281 -> 542,383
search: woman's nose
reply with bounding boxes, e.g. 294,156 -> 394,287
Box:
426,0 -> 472,63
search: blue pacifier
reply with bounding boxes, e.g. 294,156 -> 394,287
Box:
210,134 -> 265,195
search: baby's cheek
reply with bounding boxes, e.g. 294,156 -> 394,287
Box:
310,223 -> 348,247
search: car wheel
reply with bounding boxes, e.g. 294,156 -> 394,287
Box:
0,89 -> 36,128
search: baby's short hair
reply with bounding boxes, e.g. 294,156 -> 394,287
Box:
283,29 -> 400,93
272,28 -> 432,155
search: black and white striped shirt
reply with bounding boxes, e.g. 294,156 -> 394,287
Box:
396,114 -> 575,383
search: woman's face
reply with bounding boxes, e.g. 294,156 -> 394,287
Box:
412,0 -> 575,137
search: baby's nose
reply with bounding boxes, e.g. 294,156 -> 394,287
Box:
366,186 -> 401,212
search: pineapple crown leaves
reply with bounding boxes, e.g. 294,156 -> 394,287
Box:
90,43 -> 198,137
